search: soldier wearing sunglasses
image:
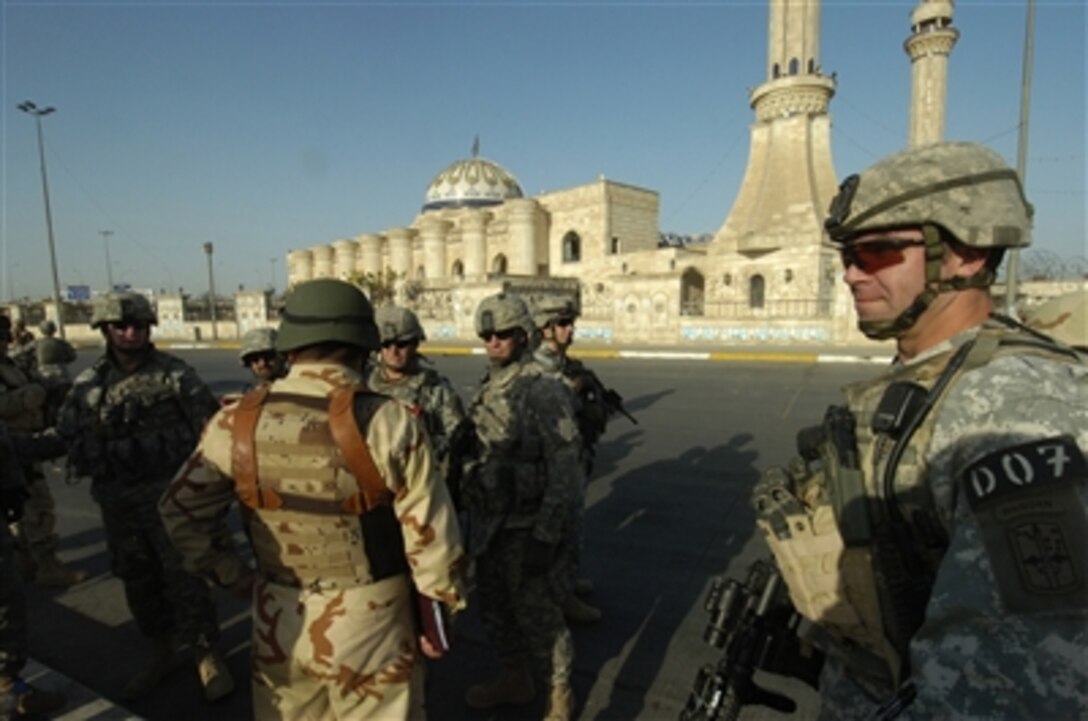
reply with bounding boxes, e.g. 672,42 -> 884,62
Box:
751,142 -> 1087,719
462,292 -> 582,720
367,306 -> 468,504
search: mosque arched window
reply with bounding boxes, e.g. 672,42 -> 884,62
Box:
808,58 -> 816,74
773,63 -> 781,78
451,260 -> 464,279
749,274 -> 765,309
789,57 -> 799,75
492,254 -> 508,276
562,231 -> 582,263
610,237 -> 621,255
416,265 -> 426,280
681,268 -> 705,316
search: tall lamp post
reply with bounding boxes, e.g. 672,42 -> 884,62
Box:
100,230 -> 115,291
17,100 -> 66,339
203,242 -> 219,340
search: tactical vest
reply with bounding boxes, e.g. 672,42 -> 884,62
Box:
230,384 -> 406,590
753,320 -> 1083,688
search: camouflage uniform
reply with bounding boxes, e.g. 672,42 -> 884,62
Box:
464,293 -> 582,716
755,143 -> 1088,719
160,279 -> 466,720
33,321 -> 77,427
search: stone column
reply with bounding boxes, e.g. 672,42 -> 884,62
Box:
332,239 -> 358,280
287,249 -> 313,287
309,245 -> 334,279
356,233 -> 384,277
385,228 -> 415,278
461,209 -> 491,278
505,198 -> 538,275
419,217 -> 452,280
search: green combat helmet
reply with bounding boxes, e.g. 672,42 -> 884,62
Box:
824,141 -> 1033,339
375,306 -> 426,345
1022,290 -> 1088,351
238,327 -> 278,365
276,279 -> 379,352
90,292 -> 158,329
475,292 -> 535,338
530,295 -> 579,330
38,320 -> 57,336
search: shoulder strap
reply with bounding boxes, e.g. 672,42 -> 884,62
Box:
327,385 -> 393,514
230,385 -> 280,510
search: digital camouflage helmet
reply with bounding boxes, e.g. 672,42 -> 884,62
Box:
275,279 -> 379,352
238,327 -> 279,365
530,294 -> 579,330
39,319 -> 57,336
375,306 -> 426,345
91,292 -> 158,329
824,141 -> 1033,339
475,292 -> 535,339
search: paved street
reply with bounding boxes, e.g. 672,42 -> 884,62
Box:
24,348 -> 884,720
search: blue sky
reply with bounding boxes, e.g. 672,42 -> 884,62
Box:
2,0 -> 1084,300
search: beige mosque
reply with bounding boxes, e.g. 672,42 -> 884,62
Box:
285,0 -> 960,346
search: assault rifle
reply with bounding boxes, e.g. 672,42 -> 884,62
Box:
602,388 -> 638,425
680,560 -> 823,721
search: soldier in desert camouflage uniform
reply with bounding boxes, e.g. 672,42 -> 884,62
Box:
531,296 -> 606,626
463,292 -> 582,721
0,315 -> 85,588
160,279 -> 466,720
26,292 -> 233,702
752,142 -> 1087,719
368,305 -> 467,502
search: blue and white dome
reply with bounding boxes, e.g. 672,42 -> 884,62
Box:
422,156 -> 523,212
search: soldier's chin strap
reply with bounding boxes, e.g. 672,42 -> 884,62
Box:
859,225 -> 997,341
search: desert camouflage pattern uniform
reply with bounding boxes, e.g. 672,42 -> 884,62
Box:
50,347 -> 221,648
0,426 -> 27,719
366,365 -> 466,483
0,355 -> 56,570
465,354 -> 582,687
160,362 -> 466,720
812,320 -> 1088,719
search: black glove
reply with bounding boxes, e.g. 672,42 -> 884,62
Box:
0,486 -> 28,523
523,538 -> 555,577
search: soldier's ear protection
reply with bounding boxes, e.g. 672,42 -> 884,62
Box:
872,381 -> 928,438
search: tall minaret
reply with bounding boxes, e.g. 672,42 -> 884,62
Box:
713,0 -> 838,254
905,0 -> 959,147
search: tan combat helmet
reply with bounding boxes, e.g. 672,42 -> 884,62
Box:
475,292 -> 535,339
375,306 -> 426,345
90,292 -> 158,329
1022,290 -> 1088,351
824,142 -> 1033,339
238,327 -> 278,365
530,294 -> 579,330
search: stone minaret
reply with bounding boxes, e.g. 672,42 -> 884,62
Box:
714,0 -> 838,253
905,0 -> 958,147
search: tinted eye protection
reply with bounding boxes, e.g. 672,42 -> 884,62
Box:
839,239 -> 925,273
380,339 -> 417,350
478,329 -> 517,342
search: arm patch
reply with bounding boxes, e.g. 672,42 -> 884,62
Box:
962,435 -> 1088,613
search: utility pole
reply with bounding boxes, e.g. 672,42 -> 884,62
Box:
17,100 -> 66,339
203,242 -> 219,340
100,230 -> 115,290
1005,0 -> 1035,317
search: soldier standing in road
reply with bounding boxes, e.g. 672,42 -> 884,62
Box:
238,327 -> 286,389
368,305 -> 468,502
753,142 -> 1087,719
32,320 -> 77,427
531,296 -> 606,626
462,292 -> 582,721
25,292 -> 233,702
0,423 -> 67,719
0,315 -> 85,588
160,279 -> 466,720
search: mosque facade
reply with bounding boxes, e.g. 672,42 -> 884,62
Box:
285,0 -> 954,347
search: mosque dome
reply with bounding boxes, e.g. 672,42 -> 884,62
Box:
422,155 -> 523,212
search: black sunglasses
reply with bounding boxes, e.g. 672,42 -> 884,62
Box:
380,339 -> 418,350
552,318 -> 574,328
839,239 -> 925,273
478,328 -> 518,342
109,321 -> 150,331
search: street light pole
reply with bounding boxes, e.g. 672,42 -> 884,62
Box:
100,230 -> 115,291
203,242 -> 219,340
269,257 -> 278,293
17,100 -> 66,339
1004,0 -> 1036,317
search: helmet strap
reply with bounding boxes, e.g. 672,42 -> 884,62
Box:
858,224 -> 945,340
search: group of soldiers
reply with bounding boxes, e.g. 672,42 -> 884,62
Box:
1,139 -> 1086,721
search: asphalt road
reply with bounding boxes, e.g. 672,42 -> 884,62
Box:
25,348 -> 884,720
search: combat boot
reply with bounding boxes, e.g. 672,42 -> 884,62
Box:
13,678 -> 67,716
543,683 -> 573,721
561,594 -> 602,624
33,555 -> 89,588
121,636 -> 180,700
464,663 -> 535,709
195,647 -> 234,702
